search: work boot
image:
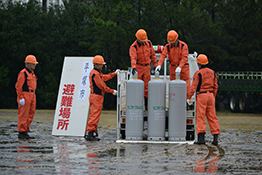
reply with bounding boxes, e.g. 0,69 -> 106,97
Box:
26,131 -> 35,139
85,131 -> 100,141
18,132 -> 35,139
212,134 -> 218,145
194,133 -> 205,145
94,128 -> 99,138
144,97 -> 148,110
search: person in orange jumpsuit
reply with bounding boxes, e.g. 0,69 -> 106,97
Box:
129,29 -> 157,110
155,30 -> 191,96
85,55 -> 119,141
15,55 -> 38,139
187,54 -> 220,145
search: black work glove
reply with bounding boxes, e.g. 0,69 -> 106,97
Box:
132,68 -> 137,75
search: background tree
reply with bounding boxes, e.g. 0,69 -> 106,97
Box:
0,0 -> 261,109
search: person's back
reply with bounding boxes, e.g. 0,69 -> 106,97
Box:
194,67 -> 217,95
187,54 -> 220,145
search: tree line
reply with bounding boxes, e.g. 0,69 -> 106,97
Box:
0,0 -> 261,109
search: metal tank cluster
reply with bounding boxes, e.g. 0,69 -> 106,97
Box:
125,71 -> 187,141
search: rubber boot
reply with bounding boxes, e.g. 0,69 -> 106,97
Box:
26,131 -> 35,139
28,134 -> 35,139
18,132 -> 35,139
144,97 -> 148,110
18,132 -> 29,139
194,133 -> 205,145
85,131 -> 100,141
212,134 -> 218,145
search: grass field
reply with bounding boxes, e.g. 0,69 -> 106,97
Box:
0,109 -> 262,131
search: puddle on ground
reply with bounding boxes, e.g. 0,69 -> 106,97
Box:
0,120 -> 262,174
0,146 -> 54,154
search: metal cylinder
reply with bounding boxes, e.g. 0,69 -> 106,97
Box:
125,78 -> 144,140
147,72 -> 166,140
168,80 -> 186,141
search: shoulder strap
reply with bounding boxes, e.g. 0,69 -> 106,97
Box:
22,70 -> 29,92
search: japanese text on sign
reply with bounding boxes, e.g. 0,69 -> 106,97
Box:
78,61 -> 91,101
57,84 -> 75,131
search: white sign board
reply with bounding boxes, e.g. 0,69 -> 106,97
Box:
188,52 -> 199,83
52,57 -> 93,136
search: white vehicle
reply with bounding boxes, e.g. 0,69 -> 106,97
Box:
116,49 -> 199,144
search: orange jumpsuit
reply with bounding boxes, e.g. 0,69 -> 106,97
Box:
15,67 -> 37,132
129,40 -> 157,98
158,40 -> 190,95
187,66 -> 220,135
87,68 -> 116,132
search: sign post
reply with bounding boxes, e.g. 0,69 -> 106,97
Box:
52,57 -> 93,136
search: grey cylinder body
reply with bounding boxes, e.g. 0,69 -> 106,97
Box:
168,80 -> 186,141
147,78 -> 166,140
125,79 -> 144,140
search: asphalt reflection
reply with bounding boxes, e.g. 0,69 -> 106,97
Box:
195,145 -> 225,173
1,119 -> 261,174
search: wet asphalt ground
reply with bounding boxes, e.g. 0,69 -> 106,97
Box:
0,112 -> 262,174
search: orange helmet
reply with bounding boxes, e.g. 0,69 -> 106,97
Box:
196,54 -> 209,65
167,30 -> 178,43
93,55 -> 106,64
25,55 -> 38,64
135,29 -> 147,41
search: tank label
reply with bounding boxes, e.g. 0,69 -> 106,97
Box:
169,93 -> 176,101
127,105 -> 143,110
153,106 -> 165,110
